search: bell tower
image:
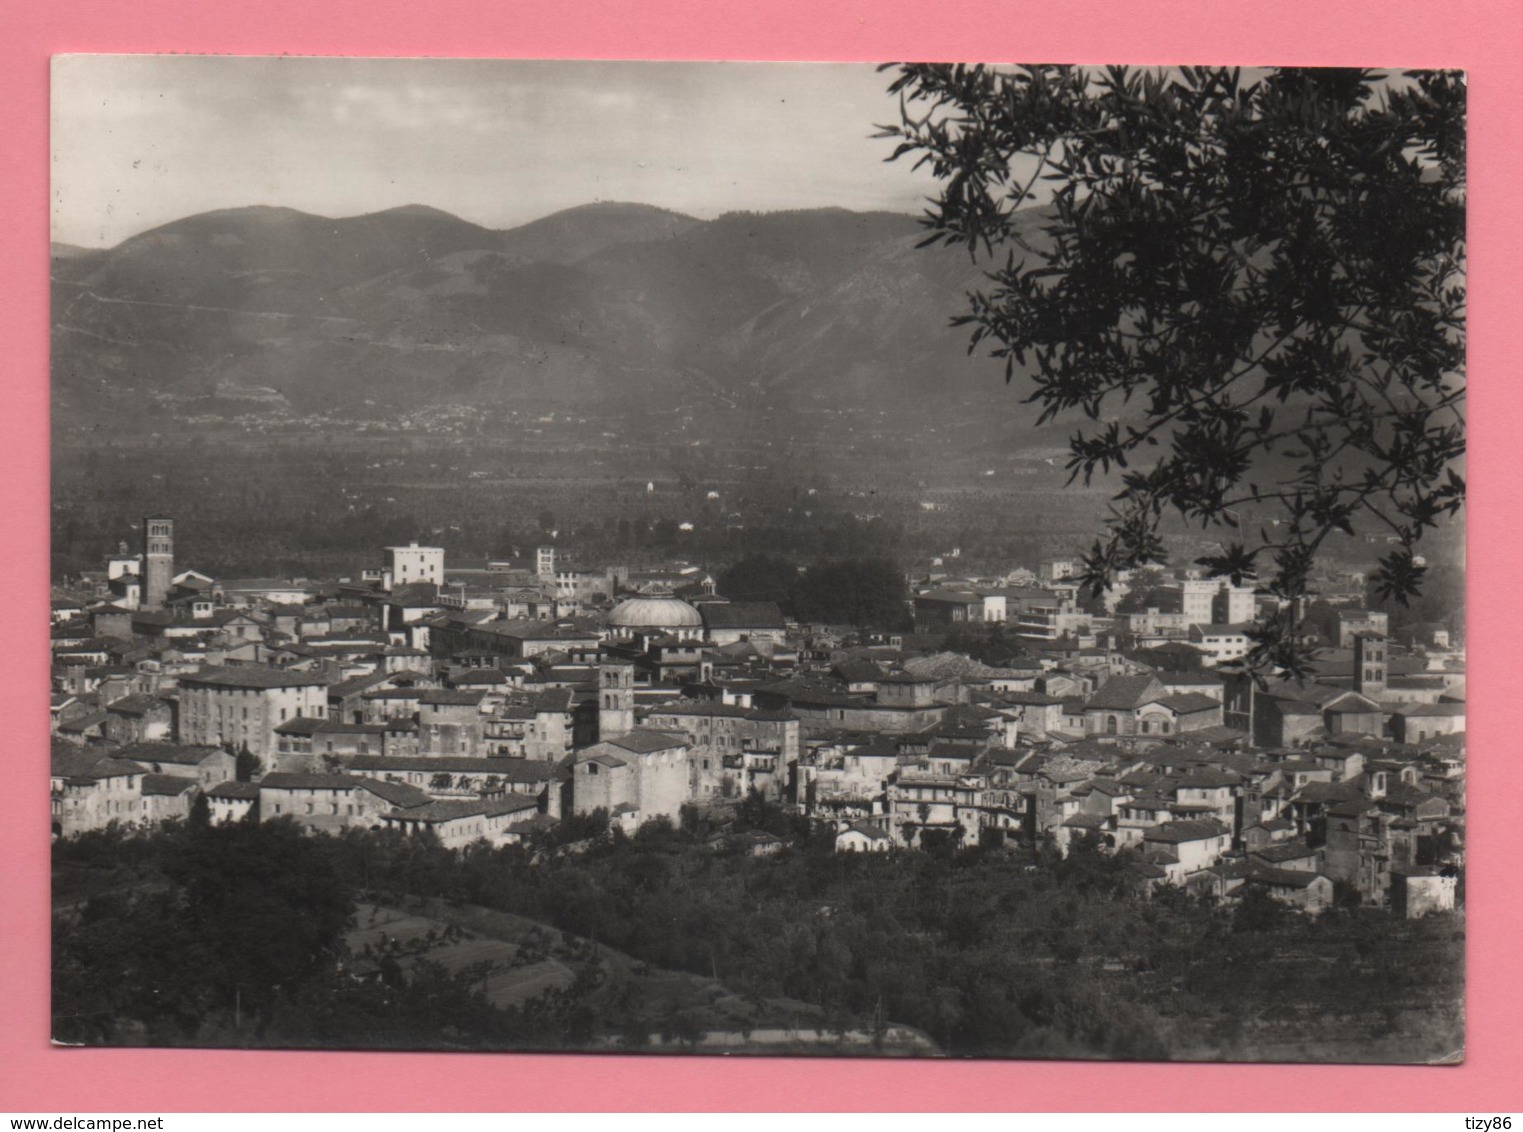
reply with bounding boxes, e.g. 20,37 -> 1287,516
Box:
142,516 -> 174,609
598,660 -> 635,741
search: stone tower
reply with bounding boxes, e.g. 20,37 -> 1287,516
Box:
1354,633 -> 1388,699
142,516 -> 174,609
598,660 -> 635,741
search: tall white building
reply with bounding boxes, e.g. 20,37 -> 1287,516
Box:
385,542 -> 445,589
1216,583 -> 1258,625
1179,579 -> 1218,625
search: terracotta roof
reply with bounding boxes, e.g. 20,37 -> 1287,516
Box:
1084,675 -> 1164,711
421,688 -> 488,706
879,670 -> 938,685
1321,691 -> 1383,713
1086,778 -> 1131,797
832,660 -> 883,682
1062,812 -> 1111,829
1175,766 -> 1241,789
274,716 -> 330,737
1152,692 -> 1223,714
329,672 -> 398,699
355,778 -> 431,808
382,796 -> 540,823
606,728 -> 689,754
1244,864 -> 1326,889
575,746 -> 629,769
181,665 -> 329,690
1142,817 -> 1231,843
1252,841 -> 1318,863
56,711 -> 110,734
52,751 -> 148,781
1292,781 -> 1361,804
347,755 -> 553,782
113,742 -> 225,765
207,781 -> 261,800
649,701 -> 753,719
1392,702 -> 1466,717
141,773 -> 196,797
259,772 -> 357,791
745,708 -> 799,723
104,694 -> 169,717
840,821 -> 891,841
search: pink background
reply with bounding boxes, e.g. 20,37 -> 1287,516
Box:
3,0 -> 1519,1112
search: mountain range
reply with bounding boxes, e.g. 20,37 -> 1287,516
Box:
50,201 -> 1052,435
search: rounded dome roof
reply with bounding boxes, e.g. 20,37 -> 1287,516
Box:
607,590 -> 703,630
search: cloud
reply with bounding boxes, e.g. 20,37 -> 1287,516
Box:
50,57 -> 937,247
326,84 -> 501,134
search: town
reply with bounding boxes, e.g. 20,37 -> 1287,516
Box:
51,517 -> 1465,919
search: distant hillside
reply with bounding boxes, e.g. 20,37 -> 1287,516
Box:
51,200 -> 1459,583
50,200 -> 1063,437
495,201 -> 702,266
50,242 -> 103,261
66,204 -> 500,311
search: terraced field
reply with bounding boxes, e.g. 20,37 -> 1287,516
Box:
347,903 -> 576,1010
347,896 -> 939,1054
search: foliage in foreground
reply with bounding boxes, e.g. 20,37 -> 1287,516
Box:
879,65 -> 1466,677
54,815 -> 1462,1060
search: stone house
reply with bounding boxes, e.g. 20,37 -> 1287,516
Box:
206,780 -> 260,825
1141,817 -> 1232,882
380,795 -> 542,849
114,742 -> 236,788
50,744 -> 148,837
835,821 -> 893,853
258,772 -> 429,832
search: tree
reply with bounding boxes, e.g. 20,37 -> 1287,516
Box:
791,557 -> 911,630
164,819 -> 355,1020
235,746 -> 262,783
942,622 -> 1029,666
718,554 -> 799,609
879,66 -> 1465,675
53,820 -> 355,1044
1113,566 -> 1169,614
1232,884 -> 1292,933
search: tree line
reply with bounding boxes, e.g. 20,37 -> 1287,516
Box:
718,555 -> 912,630
53,809 -> 1462,1060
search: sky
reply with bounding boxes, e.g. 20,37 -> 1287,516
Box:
51,56 -> 944,248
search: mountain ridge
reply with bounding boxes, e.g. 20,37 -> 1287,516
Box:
51,200 -> 1057,441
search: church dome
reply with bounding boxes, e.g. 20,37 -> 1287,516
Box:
607,588 -> 704,631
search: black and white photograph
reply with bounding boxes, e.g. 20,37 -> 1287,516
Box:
49,57 -> 1466,1062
